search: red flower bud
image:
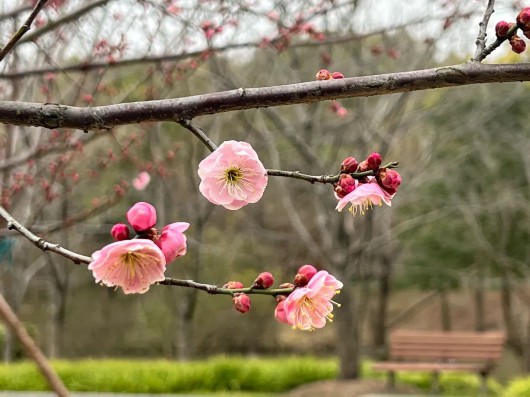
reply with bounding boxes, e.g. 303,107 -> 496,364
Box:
341,157 -> 359,173
233,293 -> 251,313
316,69 -> 332,80
509,35 -> 526,54
358,152 -> 382,172
495,21 -> 513,38
331,71 -> 344,79
377,168 -> 402,195
274,300 -> 289,324
223,281 -> 244,289
516,7 -> 530,29
253,272 -> 275,289
111,223 -> 130,241
338,174 -> 356,195
294,264 -> 317,287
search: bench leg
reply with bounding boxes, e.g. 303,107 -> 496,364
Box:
386,371 -> 396,391
431,371 -> 440,394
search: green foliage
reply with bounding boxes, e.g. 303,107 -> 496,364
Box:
505,376 -> 530,397
0,357 -> 506,395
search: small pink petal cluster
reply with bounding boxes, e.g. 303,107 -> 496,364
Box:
333,153 -> 401,215
315,69 -> 344,80
89,202 -> 189,294
275,265 -> 343,331
132,171 -> 151,191
496,8 -> 530,54
198,141 -> 268,210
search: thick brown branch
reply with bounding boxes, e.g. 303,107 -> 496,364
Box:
0,63 -> 528,131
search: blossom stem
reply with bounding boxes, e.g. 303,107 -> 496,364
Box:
0,205 -> 294,296
159,278 -> 293,296
266,161 -> 399,184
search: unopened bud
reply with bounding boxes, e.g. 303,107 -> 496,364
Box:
233,293 -> 251,313
274,300 -> 289,324
331,71 -> 344,79
358,152 -> 382,172
510,35 -> 526,54
111,223 -> 130,241
516,7 -> 530,29
253,272 -> 274,289
223,281 -> 244,289
294,264 -> 317,287
316,69 -> 332,80
377,168 -> 402,195
338,174 -> 356,195
341,157 -> 359,173
495,21 -> 513,38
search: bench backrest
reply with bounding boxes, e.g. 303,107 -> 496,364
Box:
389,330 -> 505,362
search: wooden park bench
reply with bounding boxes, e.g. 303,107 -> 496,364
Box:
372,330 -> 505,395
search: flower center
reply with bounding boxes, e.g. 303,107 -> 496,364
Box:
349,198 -> 374,216
225,167 -> 243,183
120,251 -> 145,277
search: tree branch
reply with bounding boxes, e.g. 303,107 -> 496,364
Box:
0,63 -> 528,130
475,24 -> 519,62
0,205 -> 293,296
472,0 -> 496,61
0,0 -> 49,64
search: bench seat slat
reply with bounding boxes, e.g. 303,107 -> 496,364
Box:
372,362 -> 488,372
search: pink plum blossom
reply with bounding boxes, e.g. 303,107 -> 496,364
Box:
132,171 -> 151,191
155,222 -> 189,263
283,270 -> 343,330
89,239 -> 166,294
198,141 -> 268,210
126,202 -> 157,232
335,181 -> 392,215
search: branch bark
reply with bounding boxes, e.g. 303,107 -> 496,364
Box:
0,63 -> 528,130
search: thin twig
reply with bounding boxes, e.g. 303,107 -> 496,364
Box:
473,0 -> 496,61
0,0 -> 49,64
0,205 -> 293,296
178,119 -> 218,152
0,205 -> 92,264
266,162 -> 398,184
475,24 -> 519,62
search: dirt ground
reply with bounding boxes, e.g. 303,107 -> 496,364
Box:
284,379 -> 420,397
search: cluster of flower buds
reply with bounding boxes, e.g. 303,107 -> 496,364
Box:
495,7 -> 530,54
275,265 -> 343,331
333,153 -> 401,214
315,69 -> 345,80
224,272 -> 275,313
89,202 -> 189,294
111,202 -> 189,264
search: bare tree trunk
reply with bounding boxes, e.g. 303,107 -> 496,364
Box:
501,274 -> 523,355
372,255 -> 391,357
336,282 -> 360,379
473,271 -> 486,331
439,290 -> 452,331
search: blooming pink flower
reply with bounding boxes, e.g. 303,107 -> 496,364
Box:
155,222 -> 189,263
283,271 -> 343,330
198,141 -> 268,210
89,240 -> 166,294
132,171 -> 151,191
335,181 -> 392,214
126,202 -> 157,232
